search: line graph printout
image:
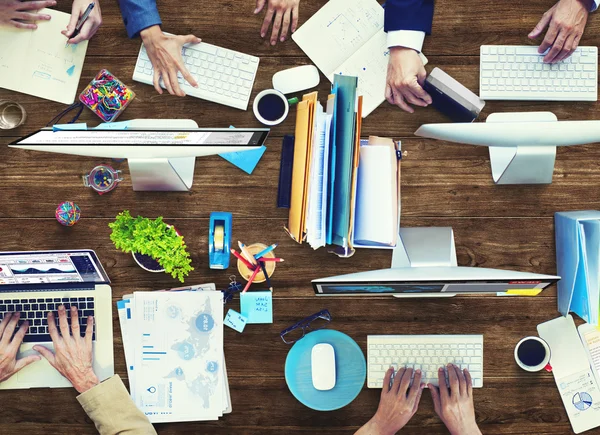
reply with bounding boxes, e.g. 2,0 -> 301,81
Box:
0,9 -> 88,104
292,0 -> 383,78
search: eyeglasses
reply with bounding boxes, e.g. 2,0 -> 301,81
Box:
280,309 -> 332,344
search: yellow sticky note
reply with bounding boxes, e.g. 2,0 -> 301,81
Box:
506,289 -> 542,296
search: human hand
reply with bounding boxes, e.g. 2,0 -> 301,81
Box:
528,0 -> 591,63
140,25 -> 200,97
0,0 -> 56,30
0,313 -> 40,382
33,305 -> 99,394
357,367 -> 425,435
62,0 -> 102,44
385,47 -> 432,113
254,0 -> 299,45
429,364 -> 482,435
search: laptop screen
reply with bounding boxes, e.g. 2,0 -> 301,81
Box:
0,250 -> 110,287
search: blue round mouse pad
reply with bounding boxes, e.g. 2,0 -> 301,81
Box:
284,329 -> 366,411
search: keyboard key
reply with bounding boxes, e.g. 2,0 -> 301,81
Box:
7,305 -> 14,311
22,333 -> 52,343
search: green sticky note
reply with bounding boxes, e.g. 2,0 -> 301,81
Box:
240,291 -> 273,324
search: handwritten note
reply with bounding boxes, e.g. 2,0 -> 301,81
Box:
224,309 -> 248,333
0,9 -> 88,104
240,291 -> 273,324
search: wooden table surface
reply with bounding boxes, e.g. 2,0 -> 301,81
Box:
2,0 -> 600,433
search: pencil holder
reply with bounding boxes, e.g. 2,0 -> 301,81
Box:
237,243 -> 275,283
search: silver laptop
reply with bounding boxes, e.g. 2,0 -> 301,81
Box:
0,250 -> 114,389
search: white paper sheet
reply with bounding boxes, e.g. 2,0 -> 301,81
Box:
354,145 -> 396,245
538,315 -> 600,433
128,290 -> 225,423
0,9 -> 88,104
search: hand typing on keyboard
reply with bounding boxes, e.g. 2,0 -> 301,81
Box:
33,305 -> 100,394
355,367 -> 425,435
0,312 -> 40,382
429,365 -> 482,435
140,25 -> 201,96
528,0 -> 591,63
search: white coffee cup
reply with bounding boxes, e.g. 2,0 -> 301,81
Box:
253,89 -> 290,126
514,336 -> 551,372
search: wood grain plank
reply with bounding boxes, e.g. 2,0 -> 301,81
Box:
3,55 -> 600,140
0,376 -> 574,435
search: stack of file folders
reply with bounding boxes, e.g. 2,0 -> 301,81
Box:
117,283 -> 231,423
284,74 -> 401,257
556,211 -> 600,325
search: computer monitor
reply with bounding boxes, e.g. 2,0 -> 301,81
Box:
414,112 -> 600,185
312,227 -> 560,298
9,119 -> 270,191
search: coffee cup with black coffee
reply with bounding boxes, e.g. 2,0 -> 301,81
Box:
253,89 -> 294,126
514,336 -> 551,372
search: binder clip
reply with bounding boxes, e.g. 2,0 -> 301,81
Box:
209,212 -> 232,270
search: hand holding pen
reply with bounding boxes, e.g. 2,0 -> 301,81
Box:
63,0 -> 102,45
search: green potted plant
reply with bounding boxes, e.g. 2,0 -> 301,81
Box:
108,210 -> 193,283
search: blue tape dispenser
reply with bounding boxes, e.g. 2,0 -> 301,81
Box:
209,212 -> 232,270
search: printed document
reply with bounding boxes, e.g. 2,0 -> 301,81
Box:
122,290 -> 226,423
0,9 -> 88,104
292,0 -> 426,117
538,315 -> 600,433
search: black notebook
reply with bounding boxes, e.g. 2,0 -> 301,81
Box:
277,135 -> 295,208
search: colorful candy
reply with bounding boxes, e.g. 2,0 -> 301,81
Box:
79,69 -> 135,122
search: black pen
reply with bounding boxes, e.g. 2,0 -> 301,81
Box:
66,2 -> 95,47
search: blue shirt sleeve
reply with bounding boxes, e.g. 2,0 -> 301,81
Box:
118,0 -> 162,38
384,0 -> 435,35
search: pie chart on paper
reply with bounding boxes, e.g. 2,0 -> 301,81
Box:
573,392 -> 593,411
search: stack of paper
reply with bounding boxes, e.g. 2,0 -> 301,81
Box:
117,284 -> 231,423
285,75 -> 401,257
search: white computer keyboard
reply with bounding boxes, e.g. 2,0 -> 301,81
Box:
367,335 -> 483,389
133,41 -> 260,110
480,45 -> 597,101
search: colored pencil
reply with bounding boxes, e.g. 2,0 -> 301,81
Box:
254,243 -> 278,260
257,257 -> 284,262
242,266 -> 261,293
259,261 -> 273,292
238,241 -> 257,265
230,249 -> 255,270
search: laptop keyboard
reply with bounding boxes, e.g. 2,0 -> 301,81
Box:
0,297 -> 95,342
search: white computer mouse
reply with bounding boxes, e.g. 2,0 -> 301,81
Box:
311,343 -> 336,391
272,65 -> 320,95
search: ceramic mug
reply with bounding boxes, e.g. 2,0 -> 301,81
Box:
253,89 -> 295,126
514,336 -> 552,372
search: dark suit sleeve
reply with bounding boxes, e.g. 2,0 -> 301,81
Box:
384,0 -> 435,34
117,0 -> 162,38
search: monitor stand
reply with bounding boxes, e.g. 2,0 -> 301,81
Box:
392,227 -> 458,298
126,119 -> 199,192
487,112 -> 557,185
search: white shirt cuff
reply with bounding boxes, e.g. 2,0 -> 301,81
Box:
591,0 -> 599,12
387,30 -> 426,53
